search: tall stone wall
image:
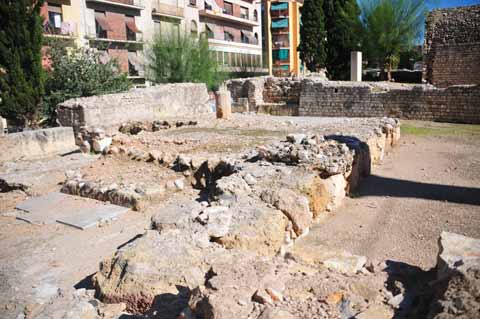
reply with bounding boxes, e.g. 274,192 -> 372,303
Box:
56,83 -> 211,130
299,80 -> 480,124
424,5 -> 480,87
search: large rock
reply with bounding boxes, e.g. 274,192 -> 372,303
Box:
213,196 -> 289,256
261,188 -> 312,236
437,231 -> 480,279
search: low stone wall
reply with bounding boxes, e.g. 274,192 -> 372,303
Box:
56,83 -> 212,130
227,77 -> 480,124
0,127 -> 76,162
300,80 -> 480,123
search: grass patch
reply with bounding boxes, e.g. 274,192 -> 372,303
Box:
401,121 -> 480,137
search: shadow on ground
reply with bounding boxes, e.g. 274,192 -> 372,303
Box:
355,175 -> 480,206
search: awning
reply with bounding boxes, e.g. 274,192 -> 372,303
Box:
95,12 -> 113,31
128,52 -> 144,72
206,23 -> 223,40
271,3 -> 288,10
126,20 -> 142,33
271,18 -> 288,28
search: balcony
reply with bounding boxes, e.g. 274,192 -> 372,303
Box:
199,2 -> 259,27
86,25 -> 144,44
152,0 -> 184,19
86,0 -> 145,9
43,21 -> 78,39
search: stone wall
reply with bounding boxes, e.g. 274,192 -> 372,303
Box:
227,77 -> 480,124
299,80 -> 480,123
0,127 -> 76,163
424,5 -> 480,87
56,83 -> 212,130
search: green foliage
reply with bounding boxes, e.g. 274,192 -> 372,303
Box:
298,0 -> 327,72
43,40 -> 131,124
360,0 -> 426,80
323,0 -> 363,80
147,33 -> 225,91
398,47 -> 422,69
0,0 -> 45,127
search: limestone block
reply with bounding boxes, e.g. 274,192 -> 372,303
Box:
215,90 -> 232,119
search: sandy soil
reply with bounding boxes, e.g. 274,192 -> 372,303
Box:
299,121 -> 480,269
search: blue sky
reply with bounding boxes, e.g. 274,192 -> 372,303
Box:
426,0 -> 480,9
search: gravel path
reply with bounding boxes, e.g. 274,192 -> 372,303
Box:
301,123 -> 480,269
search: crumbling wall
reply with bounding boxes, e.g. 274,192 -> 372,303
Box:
0,127 -> 76,162
56,83 -> 211,130
424,5 -> 480,87
299,80 -> 480,123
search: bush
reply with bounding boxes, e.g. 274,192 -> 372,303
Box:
147,33 -> 225,91
43,40 -> 131,124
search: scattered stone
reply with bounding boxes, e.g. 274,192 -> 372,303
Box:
437,231 -> 480,279
92,137 -> 112,153
286,133 -> 306,144
174,178 -> 185,190
79,140 -> 91,153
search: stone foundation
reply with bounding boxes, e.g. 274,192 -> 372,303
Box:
56,83 -> 212,130
0,127 -> 76,162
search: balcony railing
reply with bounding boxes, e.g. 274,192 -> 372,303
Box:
86,26 -> 143,42
86,0 -> 145,9
43,21 -> 78,38
152,0 -> 184,18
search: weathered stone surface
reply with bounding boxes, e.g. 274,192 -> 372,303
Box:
261,188 -> 312,236
93,229 -> 214,315
214,174 -> 252,200
196,206 -> 233,238
355,304 -> 394,319
92,137 -> 112,153
287,243 -> 367,274
437,231 -> 480,279
213,196 -> 289,256
0,127 -> 77,162
57,83 -> 211,129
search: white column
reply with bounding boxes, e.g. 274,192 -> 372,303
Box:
0,116 -> 7,136
350,51 -> 362,82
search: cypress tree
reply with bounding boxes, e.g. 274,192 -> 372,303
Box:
0,0 -> 45,127
323,0 -> 362,80
298,0 -> 327,72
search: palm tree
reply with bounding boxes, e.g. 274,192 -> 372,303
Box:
360,0 -> 426,81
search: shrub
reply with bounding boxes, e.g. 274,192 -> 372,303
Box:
43,40 -> 131,124
147,33 -> 225,91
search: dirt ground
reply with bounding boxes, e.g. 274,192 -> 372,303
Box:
298,120 -> 480,269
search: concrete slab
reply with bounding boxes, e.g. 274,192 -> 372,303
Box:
15,192 -> 129,229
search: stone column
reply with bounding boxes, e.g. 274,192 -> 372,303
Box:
350,51 -> 362,82
0,116 -> 6,136
215,88 -> 232,119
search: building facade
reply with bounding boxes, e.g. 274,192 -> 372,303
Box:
262,0 -> 302,76
40,0 -> 264,80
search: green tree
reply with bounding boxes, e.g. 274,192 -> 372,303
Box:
147,33 -> 224,91
323,0 -> 362,80
298,0 -> 327,72
43,40 -> 131,124
0,0 -> 45,127
360,0 -> 426,80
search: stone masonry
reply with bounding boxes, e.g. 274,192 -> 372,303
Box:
56,83 -> 211,130
228,77 -> 480,124
424,5 -> 480,87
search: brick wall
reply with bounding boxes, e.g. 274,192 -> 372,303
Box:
227,77 -> 480,124
424,5 -> 480,87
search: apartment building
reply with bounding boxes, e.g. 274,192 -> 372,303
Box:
40,0 -> 263,81
263,0 -> 302,76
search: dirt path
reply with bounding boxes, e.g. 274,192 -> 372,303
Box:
299,121 -> 480,269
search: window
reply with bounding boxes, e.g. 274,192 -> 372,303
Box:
47,4 -> 62,33
224,31 -> 234,42
223,1 -> 233,15
95,11 -> 108,39
240,7 -> 249,20
126,16 -> 136,41
206,24 -> 214,39
253,9 -> 258,21
241,32 -> 249,44
190,20 -> 198,36
254,32 -> 258,44
189,0 -> 196,6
